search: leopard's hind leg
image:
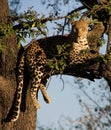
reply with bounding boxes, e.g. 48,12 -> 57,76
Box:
30,66 -> 43,109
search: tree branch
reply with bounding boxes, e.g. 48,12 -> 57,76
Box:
12,6 -> 86,31
79,0 -> 98,9
107,15 -> 111,52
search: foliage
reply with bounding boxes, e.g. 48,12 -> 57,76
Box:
46,44 -> 70,74
12,8 -> 48,44
0,22 -> 15,52
0,6 -> 48,50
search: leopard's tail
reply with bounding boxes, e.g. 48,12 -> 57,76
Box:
4,55 -> 25,122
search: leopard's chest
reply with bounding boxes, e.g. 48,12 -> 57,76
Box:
69,42 -> 89,65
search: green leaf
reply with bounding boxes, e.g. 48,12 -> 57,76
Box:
55,63 -> 59,71
93,4 -> 99,10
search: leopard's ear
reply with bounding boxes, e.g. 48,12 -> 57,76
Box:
80,15 -> 91,25
80,15 -> 86,21
70,20 -> 78,28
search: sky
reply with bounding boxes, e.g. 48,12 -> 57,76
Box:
9,0 -> 111,129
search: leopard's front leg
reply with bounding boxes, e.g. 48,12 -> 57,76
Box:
39,83 -> 51,103
30,67 -> 51,109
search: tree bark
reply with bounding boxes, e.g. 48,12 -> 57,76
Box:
0,0 -> 37,130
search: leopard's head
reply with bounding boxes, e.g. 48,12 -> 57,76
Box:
71,17 -> 90,43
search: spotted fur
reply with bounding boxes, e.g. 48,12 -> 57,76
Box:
6,17 -> 99,122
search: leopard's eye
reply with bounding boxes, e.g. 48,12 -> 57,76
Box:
74,28 -> 78,33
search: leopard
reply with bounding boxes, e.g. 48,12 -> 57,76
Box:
5,17 -> 100,122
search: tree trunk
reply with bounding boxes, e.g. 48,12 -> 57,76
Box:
0,0 -> 37,129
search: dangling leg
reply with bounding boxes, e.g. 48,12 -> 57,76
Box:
30,67 -> 43,109
30,67 -> 51,108
39,77 -> 51,103
40,83 -> 51,103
